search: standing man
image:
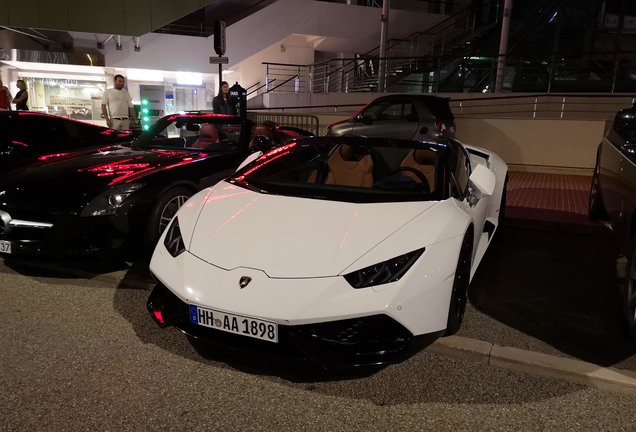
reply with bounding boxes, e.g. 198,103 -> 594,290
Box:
101,74 -> 136,130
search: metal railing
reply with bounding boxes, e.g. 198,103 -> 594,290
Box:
259,4 -> 636,96
249,93 -> 636,122
246,112 -> 321,136
450,94 -> 636,120
438,54 -> 636,94
261,4 -> 484,95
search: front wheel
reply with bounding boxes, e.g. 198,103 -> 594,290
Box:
624,240 -> 636,344
144,187 -> 193,251
444,229 -> 473,336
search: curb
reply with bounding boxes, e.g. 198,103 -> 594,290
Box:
427,336 -> 636,396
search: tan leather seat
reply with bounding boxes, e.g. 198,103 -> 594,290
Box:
400,149 -> 437,191
323,144 -> 374,187
191,123 -> 219,148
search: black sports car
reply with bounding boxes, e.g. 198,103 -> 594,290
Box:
589,104 -> 636,343
0,111 -> 134,168
0,113 -> 306,260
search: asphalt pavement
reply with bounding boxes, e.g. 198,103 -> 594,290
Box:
2,267 -> 636,431
1,216 -> 636,408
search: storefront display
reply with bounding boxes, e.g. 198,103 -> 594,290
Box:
25,77 -> 105,120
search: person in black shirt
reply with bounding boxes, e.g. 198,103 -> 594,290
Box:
12,79 -> 28,111
212,81 -> 236,115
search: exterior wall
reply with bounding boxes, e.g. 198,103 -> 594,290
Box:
308,113 -> 606,173
229,34 -> 316,95
250,92 -> 613,173
455,118 -> 606,173
70,0 -> 445,73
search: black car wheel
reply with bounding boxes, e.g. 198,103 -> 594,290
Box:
498,174 -> 509,227
145,187 -> 193,249
588,151 -> 608,220
624,239 -> 636,344
444,229 -> 473,336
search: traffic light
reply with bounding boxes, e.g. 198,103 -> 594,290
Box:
141,99 -> 151,131
214,20 -> 226,56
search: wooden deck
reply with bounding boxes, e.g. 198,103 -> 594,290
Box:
506,171 -> 596,226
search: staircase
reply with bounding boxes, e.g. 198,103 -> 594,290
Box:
342,3 -> 500,93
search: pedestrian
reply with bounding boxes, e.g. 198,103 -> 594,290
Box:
212,81 -> 236,115
12,79 -> 28,111
0,79 -> 11,111
101,74 -> 136,130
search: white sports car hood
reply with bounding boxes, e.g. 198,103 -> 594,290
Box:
187,183 -> 437,278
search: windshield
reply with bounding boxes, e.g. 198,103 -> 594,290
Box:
132,114 -> 247,151
229,138 -> 447,203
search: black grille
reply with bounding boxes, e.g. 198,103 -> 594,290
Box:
147,282 -> 418,368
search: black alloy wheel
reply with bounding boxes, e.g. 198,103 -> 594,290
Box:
145,187 -> 193,250
444,229 -> 473,336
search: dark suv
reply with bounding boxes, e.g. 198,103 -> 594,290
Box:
589,104 -> 636,343
325,94 -> 456,141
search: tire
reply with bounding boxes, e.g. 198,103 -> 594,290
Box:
444,229 -> 473,336
588,152 -> 608,220
624,240 -> 636,344
144,187 -> 193,251
498,173 -> 509,228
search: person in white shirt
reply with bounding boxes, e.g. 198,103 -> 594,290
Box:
101,74 -> 136,130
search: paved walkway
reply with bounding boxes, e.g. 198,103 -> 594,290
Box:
506,171 -> 596,227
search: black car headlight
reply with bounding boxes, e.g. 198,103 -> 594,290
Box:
81,183 -> 144,217
164,217 -> 186,257
344,248 -> 425,289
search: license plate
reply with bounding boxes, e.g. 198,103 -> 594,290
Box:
0,240 -> 11,254
189,304 -> 278,343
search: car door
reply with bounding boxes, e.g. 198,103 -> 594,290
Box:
601,119 -> 636,251
350,98 -> 419,139
598,112 -> 636,250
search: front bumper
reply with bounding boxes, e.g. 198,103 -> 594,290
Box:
147,282 -> 442,368
0,207 -> 134,259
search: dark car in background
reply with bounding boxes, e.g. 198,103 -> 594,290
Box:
589,104 -> 636,343
0,113 -> 306,261
0,111 -> 134,168
325,94 -> 456,141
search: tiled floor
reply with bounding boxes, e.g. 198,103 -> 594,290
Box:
506,171 -> 595,225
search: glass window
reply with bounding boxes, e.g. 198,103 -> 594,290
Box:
14,115 -> 70,148
134,116 -> 245,152
230,139 -> 446,203
361,100 -> 418,122
25,77 -> 106,120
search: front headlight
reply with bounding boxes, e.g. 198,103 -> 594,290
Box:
164,217 -> 185,257
344,248 -> 425,289
80,183 -> 144,217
